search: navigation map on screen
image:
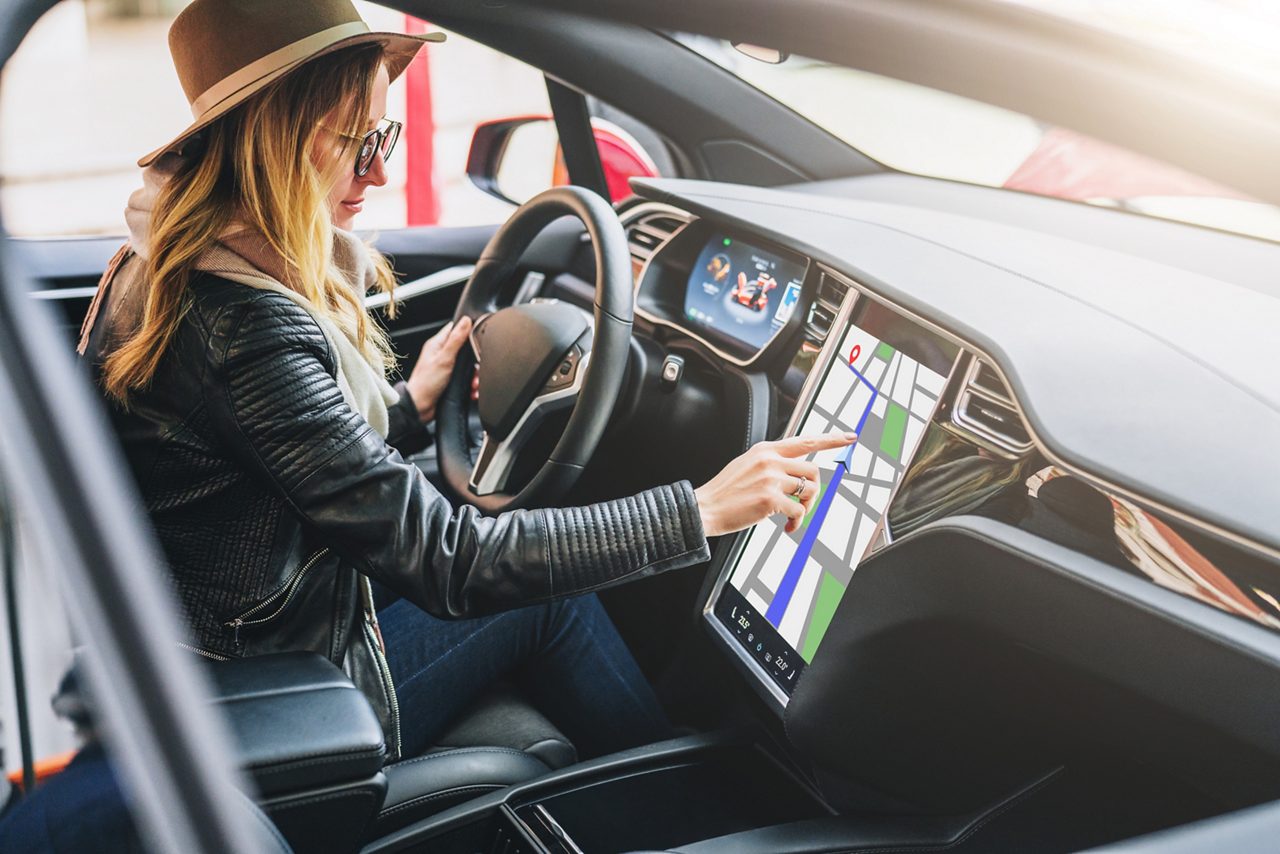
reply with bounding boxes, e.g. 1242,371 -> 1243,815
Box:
725,318 -> 951,673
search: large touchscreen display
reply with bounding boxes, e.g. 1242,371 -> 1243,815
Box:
714,295 -> 959,695
684,233 -> 806,352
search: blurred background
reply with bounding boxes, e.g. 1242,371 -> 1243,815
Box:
0,0 -> 549,237
5,0 -> 1280,243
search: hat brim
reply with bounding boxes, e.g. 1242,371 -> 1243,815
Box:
137,29 -> 444,167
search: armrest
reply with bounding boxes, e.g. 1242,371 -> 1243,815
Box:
210,652 -> 386,797
374,747 -> 549,836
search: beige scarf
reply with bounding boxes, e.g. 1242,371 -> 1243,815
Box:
81,155 -> 397,436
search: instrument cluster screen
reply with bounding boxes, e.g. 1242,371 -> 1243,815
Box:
683,233 -> 806,352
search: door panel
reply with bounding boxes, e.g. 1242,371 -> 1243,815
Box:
14,219 -> 589,359
12,236 -> 123,340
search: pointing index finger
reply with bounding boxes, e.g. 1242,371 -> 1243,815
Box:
775,431 -> 857,457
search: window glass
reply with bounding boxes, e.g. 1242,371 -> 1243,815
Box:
674,34 -> 1280,243
0,1 -> 555,235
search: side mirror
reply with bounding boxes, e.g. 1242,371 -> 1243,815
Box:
466,116 -> 561,207
466,116 -> 660,206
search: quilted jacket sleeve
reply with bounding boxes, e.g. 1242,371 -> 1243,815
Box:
199,288 -> 709,617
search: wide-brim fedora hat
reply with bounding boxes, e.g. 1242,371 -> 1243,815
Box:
138,0 -> 444,167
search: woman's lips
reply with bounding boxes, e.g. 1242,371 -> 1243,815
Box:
340,198 -> 364,213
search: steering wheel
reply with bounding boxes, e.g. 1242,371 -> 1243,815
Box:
435,186 -> 633,513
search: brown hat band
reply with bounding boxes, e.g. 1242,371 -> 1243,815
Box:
190,20 -> 370,119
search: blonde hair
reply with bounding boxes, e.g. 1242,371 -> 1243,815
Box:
102,43 -> 397,402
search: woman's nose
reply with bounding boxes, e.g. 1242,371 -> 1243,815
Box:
360,148 -> 390,188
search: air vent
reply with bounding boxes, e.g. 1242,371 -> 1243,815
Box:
805,303 -> 836,341
971,360 -> 1008,400
623,204 -> 690,267
802,273 -> 850,342
817,274 -> 848,310
629,229 -> 663,251
639,215 -> 686,234
950,358 -> 1034,456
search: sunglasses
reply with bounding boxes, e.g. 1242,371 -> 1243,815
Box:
329,118 -> 402,177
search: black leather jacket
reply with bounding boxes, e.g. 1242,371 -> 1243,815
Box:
86,272 -> 710,758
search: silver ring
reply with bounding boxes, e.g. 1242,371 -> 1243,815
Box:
790,476 -> 807,499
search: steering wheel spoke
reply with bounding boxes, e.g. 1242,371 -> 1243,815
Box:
468,347 -> 591,496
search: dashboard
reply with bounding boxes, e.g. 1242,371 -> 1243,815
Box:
618,182 -> 1280,718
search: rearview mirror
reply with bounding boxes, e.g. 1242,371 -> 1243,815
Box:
731,42 -> 790,64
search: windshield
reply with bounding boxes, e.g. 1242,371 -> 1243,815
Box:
674,20 -> 1280,243
1002,0 -> 1280,86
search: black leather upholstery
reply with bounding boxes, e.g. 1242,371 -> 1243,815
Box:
210,652 -> 385,797
433,685 -> 578,770
261,775 -> 386,854
367,687 -> 571,836
210,653 -> 566,847
211,653 -> 387,854
229,787 -> 297,854
374,747 -> 549,836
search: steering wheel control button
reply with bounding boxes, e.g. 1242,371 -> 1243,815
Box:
543,347 -> 582,392
473,301 -> 589,439
660,354 -> 685,389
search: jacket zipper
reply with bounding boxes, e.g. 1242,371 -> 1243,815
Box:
361,577 -> 401,759
224,547 -> 330,648
177,642 -> 230,662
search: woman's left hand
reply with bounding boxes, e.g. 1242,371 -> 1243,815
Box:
406,316 -> 472,423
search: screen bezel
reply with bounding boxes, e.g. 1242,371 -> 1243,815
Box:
634,218 -> 815,367
700,269 -> 968,712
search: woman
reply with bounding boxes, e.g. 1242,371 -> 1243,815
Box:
81,0 -> 849,762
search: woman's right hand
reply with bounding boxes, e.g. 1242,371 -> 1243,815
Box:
695,432 -> 858,537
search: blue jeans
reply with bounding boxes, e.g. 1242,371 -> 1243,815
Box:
377,593 -> 673,760
0,744 -> 144,854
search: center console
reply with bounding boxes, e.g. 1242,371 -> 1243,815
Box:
363,731 -> 831,854
362,727 -> 1069,854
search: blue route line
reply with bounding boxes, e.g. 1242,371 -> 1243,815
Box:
765,359 -> 879,629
